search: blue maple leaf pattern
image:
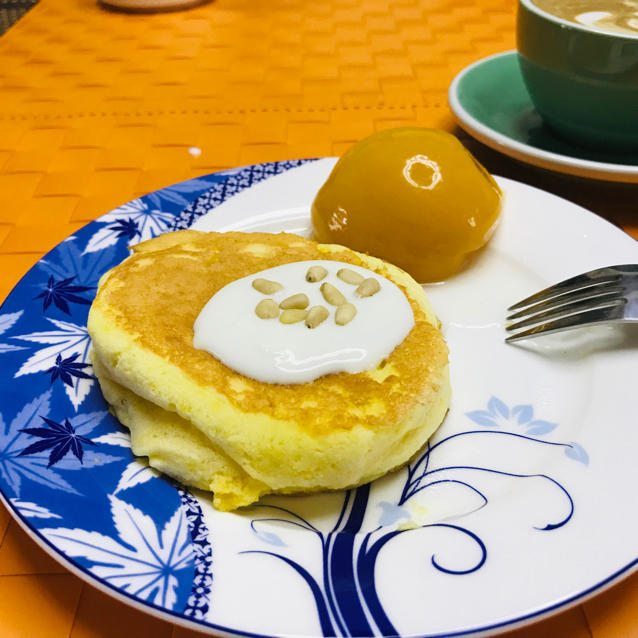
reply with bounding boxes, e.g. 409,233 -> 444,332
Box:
38,237 -> 118,289
108,217 -> 140,241
34,276 -> 93,315
0,391 -> 119,497
84,191 -> 209,255
45,353 -> 93,387
0,311 -> 26,354
19,416 -> 97,467
41,495 -> 194,610
13,318 -> 93,410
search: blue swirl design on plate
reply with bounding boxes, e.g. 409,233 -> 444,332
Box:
246,396 -> 588,637
0,161 -> 590,636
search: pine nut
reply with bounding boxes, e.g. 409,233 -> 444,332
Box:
279,309 -> 308,324
320,282 -> 347,306
305,305 -> 329,329
337,268 -> 364,285
255,299 -> 279,319
335,303 -> 357,326
279,293 -> 309,310
252,278 -> 283,294
355,278 -> 381,298
306,265 -> 328,282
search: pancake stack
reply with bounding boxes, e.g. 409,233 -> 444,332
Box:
88,230 -> 451,511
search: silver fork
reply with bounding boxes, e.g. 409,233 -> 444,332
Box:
505,264 -> 638,343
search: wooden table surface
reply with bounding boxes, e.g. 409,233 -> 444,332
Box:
0,0 -> 637,636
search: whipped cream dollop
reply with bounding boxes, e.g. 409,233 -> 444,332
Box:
193,260 -> 415,384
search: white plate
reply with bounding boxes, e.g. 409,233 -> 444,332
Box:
1,158 -> 637,637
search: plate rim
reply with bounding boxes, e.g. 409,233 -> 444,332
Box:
3,484 -> 638,638
448,50 -> 638,184
0,161 -> 637,638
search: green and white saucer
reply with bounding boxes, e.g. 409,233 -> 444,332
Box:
449,51 -> 638,183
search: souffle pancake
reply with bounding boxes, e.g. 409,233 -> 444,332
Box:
88,230 -> 451,511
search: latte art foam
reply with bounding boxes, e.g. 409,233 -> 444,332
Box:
532,0 -> 638,34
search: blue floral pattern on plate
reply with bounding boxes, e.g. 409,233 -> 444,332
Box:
245,396 -> 587,636
0,161 -> 592,636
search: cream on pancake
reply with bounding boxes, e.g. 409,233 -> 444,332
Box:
88,230 -> 450,510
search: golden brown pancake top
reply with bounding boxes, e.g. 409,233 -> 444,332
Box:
94,231 -> 448,435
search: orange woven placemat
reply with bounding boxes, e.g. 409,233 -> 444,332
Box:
0,0 -> 637,636
0,0 -> 518,296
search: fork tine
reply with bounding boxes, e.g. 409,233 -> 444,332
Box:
506,287 -> 623,321
507,271 -> 621,311
505,305 -> 626,343
506,295 -> 625,332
